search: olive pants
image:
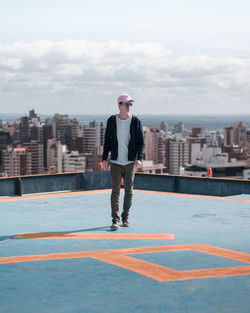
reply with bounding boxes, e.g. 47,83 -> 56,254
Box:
110,162 -> 135,223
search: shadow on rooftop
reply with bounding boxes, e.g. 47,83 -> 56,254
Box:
0,226 -> 114,241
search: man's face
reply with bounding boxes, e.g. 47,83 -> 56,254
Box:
119,102 -> 133,113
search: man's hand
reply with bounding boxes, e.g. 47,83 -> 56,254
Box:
135,160 -> 142,169
103,160 -> 108,171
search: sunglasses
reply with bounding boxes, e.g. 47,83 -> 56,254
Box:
124,102 -> 133,107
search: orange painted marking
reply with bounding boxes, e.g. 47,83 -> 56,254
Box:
0,189 -> 112,202
134,189 -> 250,203
1,189 -> 249,203
92,254 -> 179,282
14,233 -> 174,240
1,244 -> 250,282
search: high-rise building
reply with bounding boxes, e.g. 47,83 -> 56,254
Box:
52,114 -> 82,151
18,110 -> 43,144
83,121 -> 104,153
29,109 -> 37,119
19,116 -> 30,142
71,137 -> 84,153
224,127 -> 233,147
224,122 -> 247,148
233,121 -> 247,147
160,121 -> 168,133
166,138 -> 189,174
30,126 -> 44,142
100,123 -> 105,146
71,118 -> 81,138
23,141 -> 44,174
174,122 -> 184,134
43,124 -> 53,169
247,130 -> 250,148
144,127 -> 165,165
47,139 -> 65,173
53,114 -> 72,145
0,131 -> 11,151
45,118 -> 55,137
0,131 -> 11,169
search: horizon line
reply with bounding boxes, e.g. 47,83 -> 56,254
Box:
1,113 -> 249,116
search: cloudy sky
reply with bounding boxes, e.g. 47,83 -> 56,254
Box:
0,0 -> 250,115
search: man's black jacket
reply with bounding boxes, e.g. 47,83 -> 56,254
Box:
102,115 -> 145,162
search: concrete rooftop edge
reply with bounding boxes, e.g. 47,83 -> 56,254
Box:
0,171 -> 250,198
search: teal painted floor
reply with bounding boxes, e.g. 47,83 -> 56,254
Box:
0,191 -> 250,313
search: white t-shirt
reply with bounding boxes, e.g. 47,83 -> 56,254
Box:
111,114 -> 133,165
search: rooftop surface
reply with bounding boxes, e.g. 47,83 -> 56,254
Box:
0,190 -> 250,313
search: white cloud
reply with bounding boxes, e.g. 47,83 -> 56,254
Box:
0,40 -> 250,114
0,57 -> 22,70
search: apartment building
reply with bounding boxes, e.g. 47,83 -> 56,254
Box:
83,121 -> 105,153
63,151 -> 86,173
166,138 -> 189,174
1,147 -> 32,177
23,141 -> 44,174
144,127 -> 165,165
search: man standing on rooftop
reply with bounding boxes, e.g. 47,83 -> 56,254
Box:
102,94 -> 145,230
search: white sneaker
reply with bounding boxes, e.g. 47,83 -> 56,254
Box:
110,222 -> 119,230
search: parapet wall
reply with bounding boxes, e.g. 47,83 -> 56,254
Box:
134,173 -> 250,196
0,171 -> 250,197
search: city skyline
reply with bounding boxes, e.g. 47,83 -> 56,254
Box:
1,1 -> 250,115
1,109 -> 250,179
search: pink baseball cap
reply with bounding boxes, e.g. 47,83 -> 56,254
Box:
117,94 -> 134,104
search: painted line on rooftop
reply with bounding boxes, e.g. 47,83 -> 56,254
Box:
0,189 -> 111,202
14,233 -> 174,240
0,189 -> 250,203
1,244 -> 250,282
133,189 -> 250,203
